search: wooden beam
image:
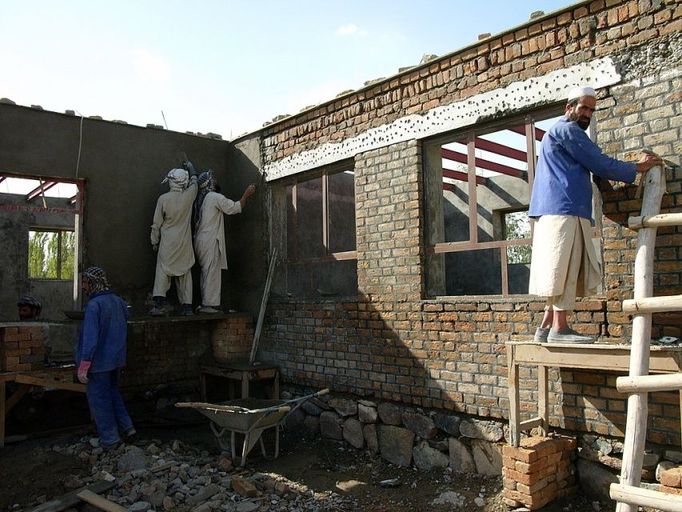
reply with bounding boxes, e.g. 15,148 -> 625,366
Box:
76,490 -> 127,512
617,373 -> 682,393
519,417 -> 544,431
610,483 -> 682,512
26,181 -> 57,201
30,481 -> 116,512
509,125 -> 545,141
623,294 -> 682,314
441,148 -> 525,178
629,212 -> 682,230
475,137 -> 527,162
14,374 -> 86,393
442,169 -> 486,185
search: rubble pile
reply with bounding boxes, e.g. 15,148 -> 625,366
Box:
44,437 -> 359,512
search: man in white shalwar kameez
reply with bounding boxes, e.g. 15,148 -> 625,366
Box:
193,171 -> 255,313
150,167 -> 198,316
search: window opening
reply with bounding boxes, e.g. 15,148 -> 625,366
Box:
28,228 -> 76,280
284,166 -> 357,298
424,108 -> 565,297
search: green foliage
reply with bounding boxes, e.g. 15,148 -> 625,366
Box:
27,230 -> 74,280
504,211 -> 532,265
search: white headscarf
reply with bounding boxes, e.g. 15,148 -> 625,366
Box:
567,86 -> 596,102
162,168 -> 189,191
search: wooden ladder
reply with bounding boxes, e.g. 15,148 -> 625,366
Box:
610,166 -> 682,512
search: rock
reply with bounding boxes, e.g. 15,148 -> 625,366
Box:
593,438 -> 613,455
320,411 -> 343,440
303,415 -> 320,434
363,424 -> 379,453
358,403 -> 378,423
577,459 -> 618,502
216,453 -> 233,472
643,451 -> 661,468
342,418 -> 364,449
459,419 -> 504,442
162,496 -> 174,511
301,401 -> 323,416
274,481 -> 291,495
474,496 -> 485,507
336,479 -> 366,492
433,413 -> 461,437
413,440 -> 449,471
402,411 -> 438,440
378,425 -> 414,467
118,446 -> 149,472
656,460 -> 676,482
471,440 -> 502,476
284,407 -> 305,430
665,450 -> 682,463
235,501 -> 259,512
377,402 -> 402,425
232,477 -> 258,498
329,398 -> 357,417
129,502 -> 151,512
431,491 -> 466,506
358,399 -> 377,407
449,438 -> 476,473
63,475 -> 83,490
186,484 -> 221,505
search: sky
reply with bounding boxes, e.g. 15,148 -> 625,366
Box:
1,0 -> 574,141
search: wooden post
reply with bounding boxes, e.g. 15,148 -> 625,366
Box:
538,365 -> 548,436
0,380 -> 5,448
507,343 -> 520,446
249,249 -> 278,365
616,166 -> 666,512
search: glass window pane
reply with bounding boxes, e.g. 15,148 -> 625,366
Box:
28,230 -> 59,279
296,177 -> 324,259
328,170 -> 356,253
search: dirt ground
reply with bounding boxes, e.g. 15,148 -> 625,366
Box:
0,420 -> 610,512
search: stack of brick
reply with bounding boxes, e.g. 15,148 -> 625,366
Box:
0,324 -> 46,372
660,466 -> 682,496
502,436 -> 577,510
211,314 -> 255,363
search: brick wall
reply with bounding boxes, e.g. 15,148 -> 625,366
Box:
0,323 -> 46,372
258,0 -> 682,444
122,319 -> 213,394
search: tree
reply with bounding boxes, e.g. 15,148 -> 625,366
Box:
504,211 -> 532,264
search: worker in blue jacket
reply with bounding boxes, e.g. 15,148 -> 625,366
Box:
528,86 -> 662,344
75,266 -> 135,449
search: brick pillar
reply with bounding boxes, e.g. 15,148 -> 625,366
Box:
0,324 -> 46,372
502,436 -> 577,510
210,315 -> 254,363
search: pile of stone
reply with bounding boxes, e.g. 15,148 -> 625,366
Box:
43,437 -> 358,512
283,392 -> 506,475
576,434 -> 682,501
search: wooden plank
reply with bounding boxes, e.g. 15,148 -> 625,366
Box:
508,343 -> 682,374
1,380 -> 5,448
249,249 -> 278,365
30,480 -> 115,512
610,483 -> 682,512
5,385 -> 30,413
519,417 -> 544,430
507,344 -> 520,446
14,374 -> 86,393
538,365 -> 548,436
76,490 -> 127,512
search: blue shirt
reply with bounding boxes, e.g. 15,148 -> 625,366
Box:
528,116 -> 637,221
75,290 -> 129,372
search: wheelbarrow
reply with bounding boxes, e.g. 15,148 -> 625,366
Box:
175,388 -> 328,466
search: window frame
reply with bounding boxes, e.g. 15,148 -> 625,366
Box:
27,227 -> 76,281
285,160 -> 357,265
423,104 -> 566,297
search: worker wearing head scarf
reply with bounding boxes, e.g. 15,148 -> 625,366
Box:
192,170 -> 256,313
150,165 -> 198,316
528,86 -> 662,344
75,266 -> 135,449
